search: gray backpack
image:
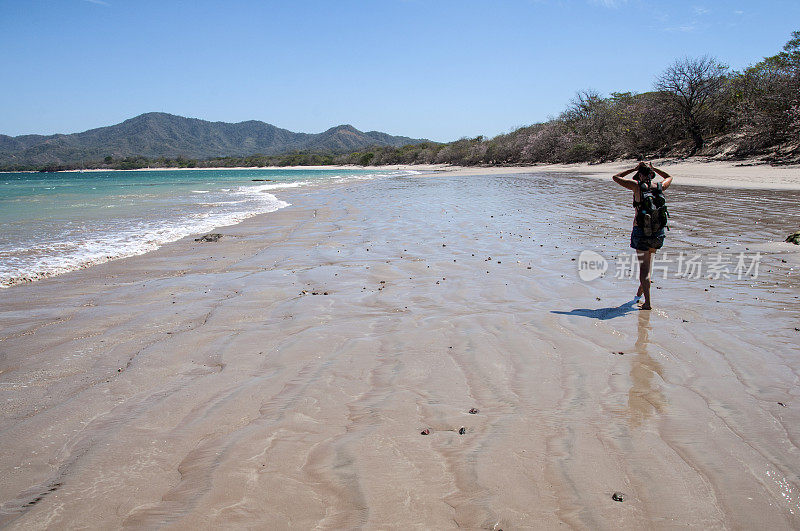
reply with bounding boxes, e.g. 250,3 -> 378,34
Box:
635,182 -> 669,236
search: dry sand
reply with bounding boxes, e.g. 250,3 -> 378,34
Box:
1,166 -> 799,529
430,159 -> 800,190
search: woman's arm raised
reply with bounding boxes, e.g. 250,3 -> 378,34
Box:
613,166 -> 639,190
651,164 -> 673,190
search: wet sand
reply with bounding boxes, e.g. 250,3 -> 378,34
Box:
1,170 -> 799,529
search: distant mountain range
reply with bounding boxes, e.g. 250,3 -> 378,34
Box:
0,113 -> 428,168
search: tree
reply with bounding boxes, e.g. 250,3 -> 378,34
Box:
728,30 -> 800,153
358,152 -> 375,166
655,56 -> 728,154
767,29 -> 800,71
562,89 -> 615,160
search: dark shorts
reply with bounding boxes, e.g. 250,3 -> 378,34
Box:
630,226 -> 665,251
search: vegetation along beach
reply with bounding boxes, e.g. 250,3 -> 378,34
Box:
1,1 -> 799,529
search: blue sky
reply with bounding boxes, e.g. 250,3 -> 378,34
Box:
1,0 -> 798,142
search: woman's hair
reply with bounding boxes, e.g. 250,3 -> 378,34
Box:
633,162 -> 655,182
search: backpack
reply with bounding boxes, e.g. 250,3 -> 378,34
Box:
635,181 -> 669,236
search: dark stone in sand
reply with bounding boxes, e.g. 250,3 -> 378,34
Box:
612,492 -> 624,502
458,427 -> 466,435
778,402 -> 787,407
25,496 -> 43,507
469,408 -> 479,414
421,428 -> 430,435
195,233 -> 222,242
785,230 -> 800,245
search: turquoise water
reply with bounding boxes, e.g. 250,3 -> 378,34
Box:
0,168 -> 411,286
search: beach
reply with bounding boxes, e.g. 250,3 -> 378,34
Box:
432,159 -> 800,189
61,157 -> 800,190
1,165 -> 800,528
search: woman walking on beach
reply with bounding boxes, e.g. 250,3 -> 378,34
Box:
613,161 -> 673,310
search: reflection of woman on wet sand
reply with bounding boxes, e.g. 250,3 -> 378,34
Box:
628,310 -> 665,427
613,162 -> 673,310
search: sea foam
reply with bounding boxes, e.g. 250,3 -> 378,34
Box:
0,167 -> 416,287
0,189 -> 289,287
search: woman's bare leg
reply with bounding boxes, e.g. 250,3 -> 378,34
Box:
637,249 -> 654,310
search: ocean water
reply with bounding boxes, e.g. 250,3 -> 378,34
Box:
0,168 -> 414,286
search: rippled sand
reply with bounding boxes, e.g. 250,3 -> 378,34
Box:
1,171 -> 799,529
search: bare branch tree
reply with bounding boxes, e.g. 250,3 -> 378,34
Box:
565,89 -> 605,121
655,56 -> 728,154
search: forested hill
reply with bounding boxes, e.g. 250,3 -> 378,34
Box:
0,113 -> 427,169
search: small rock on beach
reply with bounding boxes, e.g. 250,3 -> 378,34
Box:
195,233 -> 222,242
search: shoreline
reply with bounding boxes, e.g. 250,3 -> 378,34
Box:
3,162 -> 800,289
8,158 -> 800,189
